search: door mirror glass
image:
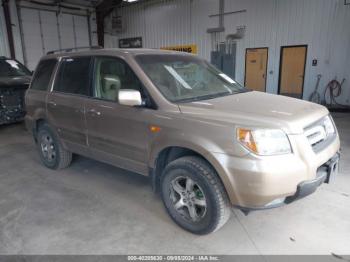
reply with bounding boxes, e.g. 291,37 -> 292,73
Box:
118,89 -> 142,106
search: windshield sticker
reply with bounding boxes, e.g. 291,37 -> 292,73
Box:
219,73 -> 236,84
164,65 -> 192,89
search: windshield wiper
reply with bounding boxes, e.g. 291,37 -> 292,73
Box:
176,91 -> 242,103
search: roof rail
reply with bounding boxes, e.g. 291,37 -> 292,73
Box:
46,46 -> 103,55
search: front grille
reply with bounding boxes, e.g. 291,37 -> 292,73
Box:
0,88 -> 25,108
304,125 -> 327,147
2,93 -> 21,107
304,116 -> 336,153
0,87 -> 26,124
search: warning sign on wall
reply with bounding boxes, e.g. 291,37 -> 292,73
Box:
160,44 -> 197,54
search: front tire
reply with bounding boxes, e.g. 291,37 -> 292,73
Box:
36,124 -> 72,170
161,156 -> 231,235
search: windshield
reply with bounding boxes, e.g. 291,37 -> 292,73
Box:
0,59 -> 31,77
135,54 -> 246,102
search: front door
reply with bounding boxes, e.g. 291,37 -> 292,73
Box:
47,56 -> 92,154
244,48 -> 268,92
85,56 -> 150,175
279,45 -> 307,98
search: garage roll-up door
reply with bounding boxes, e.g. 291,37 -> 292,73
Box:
18,7 -> 91,70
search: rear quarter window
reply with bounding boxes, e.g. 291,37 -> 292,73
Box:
31,59 -> 57,91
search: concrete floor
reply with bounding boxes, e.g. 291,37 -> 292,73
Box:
0,114 -> 349,255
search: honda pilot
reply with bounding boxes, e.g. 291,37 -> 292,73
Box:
25,48 -> 340,234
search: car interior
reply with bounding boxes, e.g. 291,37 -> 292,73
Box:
94,58 -> 145,102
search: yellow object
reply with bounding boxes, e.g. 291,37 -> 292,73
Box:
160,44 -> 197,54
237,128 -> 258,153
150,125 -> 161,133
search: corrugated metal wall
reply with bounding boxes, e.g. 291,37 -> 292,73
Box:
104,0 -> 218,59
105,0 -> 350,105
0,7 -> 10,57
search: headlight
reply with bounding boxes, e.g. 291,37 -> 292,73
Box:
237,128 -> 292,155
323,115 -> 335,135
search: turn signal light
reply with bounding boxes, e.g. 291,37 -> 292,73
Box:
150,125 -> 161,133
236,128 -> 291,155
237,128 -> 258,153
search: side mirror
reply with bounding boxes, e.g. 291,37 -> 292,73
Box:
118,89 -> 142,107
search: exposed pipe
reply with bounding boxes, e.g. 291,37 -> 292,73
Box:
218,0 -> 224,29
2,0 -> 16,58
207,0 -> 225,33
209,9 -> 246,17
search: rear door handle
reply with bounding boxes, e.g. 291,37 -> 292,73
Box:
48,101 -> 57,107
88,108 -> 101,116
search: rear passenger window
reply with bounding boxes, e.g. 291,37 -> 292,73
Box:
31,59 -> 57,91
54,57 -> 91,96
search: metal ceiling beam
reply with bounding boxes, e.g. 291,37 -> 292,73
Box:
1,0 -> 16,58
96,0 -> 121,47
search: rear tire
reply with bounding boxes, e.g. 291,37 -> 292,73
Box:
161,156 -> 231,235
36,124 -> 72,170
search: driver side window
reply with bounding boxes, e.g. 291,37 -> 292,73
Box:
93,57 -> 144,102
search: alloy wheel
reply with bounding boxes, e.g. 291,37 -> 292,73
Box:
169,176 -> 207,222
40,134 -> 56,162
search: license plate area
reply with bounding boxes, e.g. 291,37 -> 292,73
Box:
324,153 -> 340,184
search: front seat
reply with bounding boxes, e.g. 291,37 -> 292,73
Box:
101,75 -> 121,101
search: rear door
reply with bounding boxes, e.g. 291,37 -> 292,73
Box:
47,56 -> 92,154
85,56 -> 151,175
25,58 -> 57,129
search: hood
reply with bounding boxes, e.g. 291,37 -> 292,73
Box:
178,91 -> 329,134
0,75 -> 31,88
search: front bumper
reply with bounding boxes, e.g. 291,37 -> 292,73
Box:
285,153 -> 339,204
211,134 -> 340,208
0,107 -> 26,125
236,152 -> 340,213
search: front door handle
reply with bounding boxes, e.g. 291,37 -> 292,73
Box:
88,108 -> 101,116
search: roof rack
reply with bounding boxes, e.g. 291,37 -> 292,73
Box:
46,46 -> 103,55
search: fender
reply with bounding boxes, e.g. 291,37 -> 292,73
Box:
25,107 -> 46,136
149,134 -> 240,204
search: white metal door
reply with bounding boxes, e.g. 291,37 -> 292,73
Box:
18,7 -> 91,70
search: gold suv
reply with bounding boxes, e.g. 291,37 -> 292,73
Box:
25,48 -> 340,234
